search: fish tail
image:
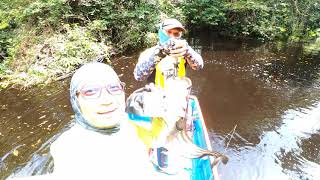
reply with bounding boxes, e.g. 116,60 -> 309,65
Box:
211,154 -> 229,167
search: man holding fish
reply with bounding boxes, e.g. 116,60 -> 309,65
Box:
129,18 -> 227,179
134,18 -> 204,83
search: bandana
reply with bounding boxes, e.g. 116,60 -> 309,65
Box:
158,29 -> 170,45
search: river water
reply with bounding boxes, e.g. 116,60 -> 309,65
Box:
0,31 -> 320,179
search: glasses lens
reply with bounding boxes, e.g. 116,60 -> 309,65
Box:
167,30 -> 182,38
79,82 -> 124,99
167,30 -> 181,38
107,82 -> 124,95
173,32 -> 181,38
80,85 -> 101,99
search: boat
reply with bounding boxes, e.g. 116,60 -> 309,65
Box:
127,95 -> 215,180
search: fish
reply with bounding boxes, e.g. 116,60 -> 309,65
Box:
126,55 -> 229,168
157,56 -> 229,167
164,114 -> 229,167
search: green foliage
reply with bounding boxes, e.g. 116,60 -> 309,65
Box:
304,29 -> 320,54
0,25 -> 111,88
102,2 -> 160,52
159,0 -> 186,21
180,0 -> 320,42
0,31 -> 11,60
304,40 -> 320,55
48,25 -> 111,73
58,0 -> 162,52
223,1 -> 275,39
0,0 -> 70,79
0,0 -> 186,88
0,60 -> 9,76
181,0 -> 226,27
1,0 -> 319,88
20,0 -> 70,27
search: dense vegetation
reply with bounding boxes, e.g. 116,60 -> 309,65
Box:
183,0 -> 320,41
0,0 -> 319,88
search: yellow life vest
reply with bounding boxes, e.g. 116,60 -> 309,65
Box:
155,56 -> 186,88
134,56 -> 186,148
129,117 -> 167,148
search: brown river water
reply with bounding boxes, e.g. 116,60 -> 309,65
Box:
1,31 -> 320,179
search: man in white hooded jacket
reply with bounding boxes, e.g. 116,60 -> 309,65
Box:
49,62 -> 157,179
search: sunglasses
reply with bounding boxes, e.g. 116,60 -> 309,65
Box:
78,82 -> 125,99
166,29 -> 182,38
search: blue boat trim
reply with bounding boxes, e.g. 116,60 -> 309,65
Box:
190,98 -> 213,180
128,113 -> 152,122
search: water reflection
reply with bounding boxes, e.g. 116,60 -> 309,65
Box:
188,31 -> 320,179
275,104 -> 320,179
0,82 -> 72,179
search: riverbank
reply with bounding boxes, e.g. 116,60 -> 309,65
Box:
0,0 -> 173,89
1,0 -> 319,89
0,25 -> 111,89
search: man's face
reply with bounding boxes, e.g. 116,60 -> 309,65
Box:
165,28 -> 182,39
77,80 -> 125,129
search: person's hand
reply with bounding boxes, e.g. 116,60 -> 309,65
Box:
161,39 -> 188,58
169,39 -> 188,57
